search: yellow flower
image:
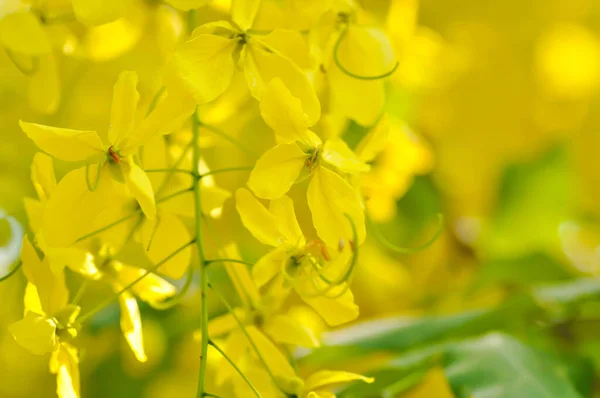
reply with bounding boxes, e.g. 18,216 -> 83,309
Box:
236,188 -> 359,326
247,78 -> 367,246
20,70 -> 195,248
9,236 -> 81,398
171,1 -> 320,123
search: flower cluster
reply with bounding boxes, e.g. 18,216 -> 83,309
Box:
1,0 -> 431,397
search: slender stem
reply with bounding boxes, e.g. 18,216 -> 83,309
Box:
146,86 -> 166,116
156,187 -> 194,204
155,142 -> 193,197
0,261 -> 22,283
200,166 -> 253,179
145,168 -> 194,175
194,111 -> 210,398
71,279 -> 90,305
151,262 -> 195,310
77,240 -> 195,324
75,210 -> 141,243
205,258 -> 255,266
208,283 -> 280,389
197,120 -> 258,157
209,340 -> 263,397
204,394 -> 225,398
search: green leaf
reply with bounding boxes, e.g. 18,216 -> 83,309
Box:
444,333 -> 583,398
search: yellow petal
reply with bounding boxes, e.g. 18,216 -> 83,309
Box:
307,167 -> 365,247
118,291 -> 147,362
246,326 -> 296,380
109,71 -> 139,146
252,248 -> 287,288
38,235 -> 101,279
329,66 -> 385,127
173,34 -> 238,104
235,188 -> 282,247
403,367 -> 454,398
31,152 -> 57,202
115,262 -> 177,307
138,212 -> 192,279
0,12 -> 51,55
337,26 -> 396,77
72,0 -> 131,26
304,370 -> 374,392
321,139 -> 370,174
9,311 -> 57,355
122,158 -> 156,220
217,330 -> 248,386
263,314 -> 319,347
50,344 -> 80,398
207,308 -> 245,337
269,195 -> 304,246
28,53 -> 60,114
300,283 -> 359,326
164,0 -> 211,11
24,198 -> 43,233
243,44 -> 321,125
355,114 -> 390,162
307,391 -> 336,398
20,236 -> 68,315
231,0 -> 261,31
24,282 -> 43,315
260,78 -> 312,143
82,15 -> 143,62
222,243 -> 261,306
248,143 -> 307,199
42,166 -> 113,247
20,121 -> 104,162
256,29 -> 314,70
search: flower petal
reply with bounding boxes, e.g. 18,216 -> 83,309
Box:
304,370 -> 374,393
260,78 -> 312,143
263,314 -> 319,348
28,54 -> 60,114
31,152 -> 57,201
20,121 -> 104,162
248,143 -> 307,200
307,167 -> 365,247
321,139 -> 370,174
235,188 -> 282,247
338,26 -> 396,77
9,311 -> 57,355
122,158 -> 156,220
50,344 -> 80,398
173,34 -> 238,104
0,12 -> 51,55
138,212 -> 192,279
300,283 -> 359,326
246,326 -> 296,380
355,114 -> 390,162
164,0 -> 211,11
256,29 -> 314,70
252,248 -> 287,288
118,291 -> 147,362
72,0 -> 131,26
115,262 -> 177,306
231,0 -> 261,31
109,71 -> 139,147
222,243 -> 261,306
269,195 -> 304,246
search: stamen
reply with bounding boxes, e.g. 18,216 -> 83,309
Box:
108,146 -> 120,164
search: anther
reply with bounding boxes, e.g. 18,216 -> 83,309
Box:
108,146 -> 120,164
338,239 -> 345,252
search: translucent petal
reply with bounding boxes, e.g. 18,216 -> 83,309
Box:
0,12 -> 51,55
28,54 -> 60,115
256,29 -> 314,70
321,139 -> 370,174
24,198 -> 43,233
121,158 -> 156,220
207,308 -> 245,337
173,34 -> 238,104
263,314 -> 319,347
20,121 -> 104,162
231,0 -> 261,31
259,78 -> 311,143
115,262 -> 177,307
31,152 -> 57,202
108,71 -> 139,147
42,166 -> 113,247
20,236 -> 68,315
164,0 -> 211,11
252,0 -> 331,31
118,291 -> 147,362
49,344 -> 80,398
138,212 -> 192,279
307,167 -> 366,247
235,188 -> 282,247
307,391 -> 335,398
217,330 -> 247,386
269,195 -> 304,246
337,26 -> 396,77
72,0 -> 131,26
252,248 -> 287,288
246,326 -> 296,380
304,370 -> 374,392
248,143 -> 307,199
24,283 -> 43,315
222,243 -> 261,306
9,311 -> 57,355
329,66 -> 385,127
243,44 -> 321,125
355,114 -> 390,162
38,235 -> 101,279
299,283 -> 359,326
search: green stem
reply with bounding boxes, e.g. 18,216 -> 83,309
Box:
205,258 -> 255,267
145,168 -> 194,175
77,240 -> 195,324
197,119 -> 258,157
368,213 -> 444,254
203,394 -> 224,398
75,210 -> 141,243
71,279 -> 90,305
200,166 -> 253,179
0,261 -> 22,283
156,187 -> 194,204
194,112 -> 210,398
146,86 -> 166,116
209,340 -> 263,398
155,142 -> 193,197
151,262 -> 195,310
